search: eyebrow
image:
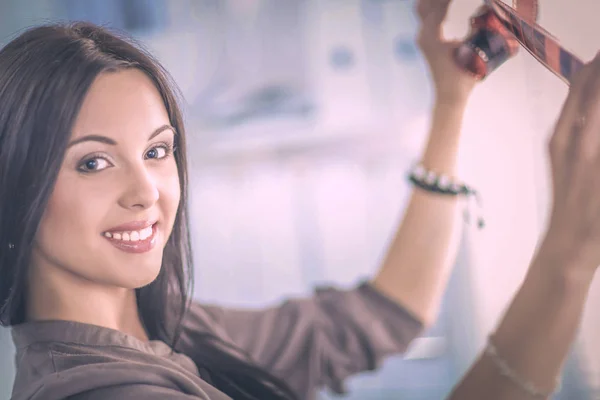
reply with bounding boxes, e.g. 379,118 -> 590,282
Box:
66,124 -> 176,149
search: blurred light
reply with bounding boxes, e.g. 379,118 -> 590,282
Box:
330,46 -> 355,70
394,37 -> 419,61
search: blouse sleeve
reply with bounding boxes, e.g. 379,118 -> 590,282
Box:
68,385 -> 208,400
177,282 -> 424,397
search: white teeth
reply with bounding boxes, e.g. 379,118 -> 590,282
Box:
140,226 -> 152,240
104,225 -> 154,242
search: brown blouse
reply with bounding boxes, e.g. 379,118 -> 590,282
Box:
10,282 -> 423,400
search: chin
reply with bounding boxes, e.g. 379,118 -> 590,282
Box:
113,260 -> 163,289
132,266 -> 162,289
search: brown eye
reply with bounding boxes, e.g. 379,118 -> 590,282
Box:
145,145 -> 170,160
84,159 -> 98,170
78,157 -> 111,173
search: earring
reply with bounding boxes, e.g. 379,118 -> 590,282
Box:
8,242 -> 14,250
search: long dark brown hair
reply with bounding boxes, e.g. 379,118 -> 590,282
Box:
0,22 -> 298,400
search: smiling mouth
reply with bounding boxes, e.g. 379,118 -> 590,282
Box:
102,223 -> 159,254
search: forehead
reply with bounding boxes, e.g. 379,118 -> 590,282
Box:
71,69 -> 170,141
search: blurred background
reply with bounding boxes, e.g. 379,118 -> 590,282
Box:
1,0 -> 599,399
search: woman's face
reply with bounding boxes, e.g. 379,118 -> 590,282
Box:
31,69 -> 181,289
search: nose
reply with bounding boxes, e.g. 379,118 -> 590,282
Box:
118,164 -> 159,210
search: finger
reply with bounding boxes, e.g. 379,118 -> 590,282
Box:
575,62 -> 600,161
547,84 -> 584,204
417,0 -> 451,20
549,68 -> 588,154
417,0 -> 452,45
549,55 -> 599,161
416,0 -> 435,20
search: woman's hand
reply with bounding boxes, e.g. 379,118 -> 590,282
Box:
373,0 -> 483,327
542,53 -> 600,276
416,0 -> 479,103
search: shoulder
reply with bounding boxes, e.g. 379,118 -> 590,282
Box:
16,379 -> 215,400
66,384 -> 214,399
11,341 -> 217,400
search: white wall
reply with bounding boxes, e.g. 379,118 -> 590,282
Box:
1,0 -> 599,397
537,1 -> 600,390
447,0 -> 600,389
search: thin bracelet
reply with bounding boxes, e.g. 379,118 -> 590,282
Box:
408,163 -> 472,196
407,162 -> 485,228
485,336 -> 560,398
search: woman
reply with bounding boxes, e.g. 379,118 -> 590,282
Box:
1,0 -> 598,399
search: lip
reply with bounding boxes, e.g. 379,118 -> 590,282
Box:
103,223 -> 159,254
104,219 -> 157,233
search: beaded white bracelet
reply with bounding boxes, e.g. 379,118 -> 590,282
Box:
484,336 -> 560,398
408,163 -> 471,195
407,162 -> 485,228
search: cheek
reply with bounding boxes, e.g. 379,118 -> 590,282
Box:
160,162 -> 181,221
36,174 -> 109,258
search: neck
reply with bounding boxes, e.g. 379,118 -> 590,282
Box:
26,259 -> 149,342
